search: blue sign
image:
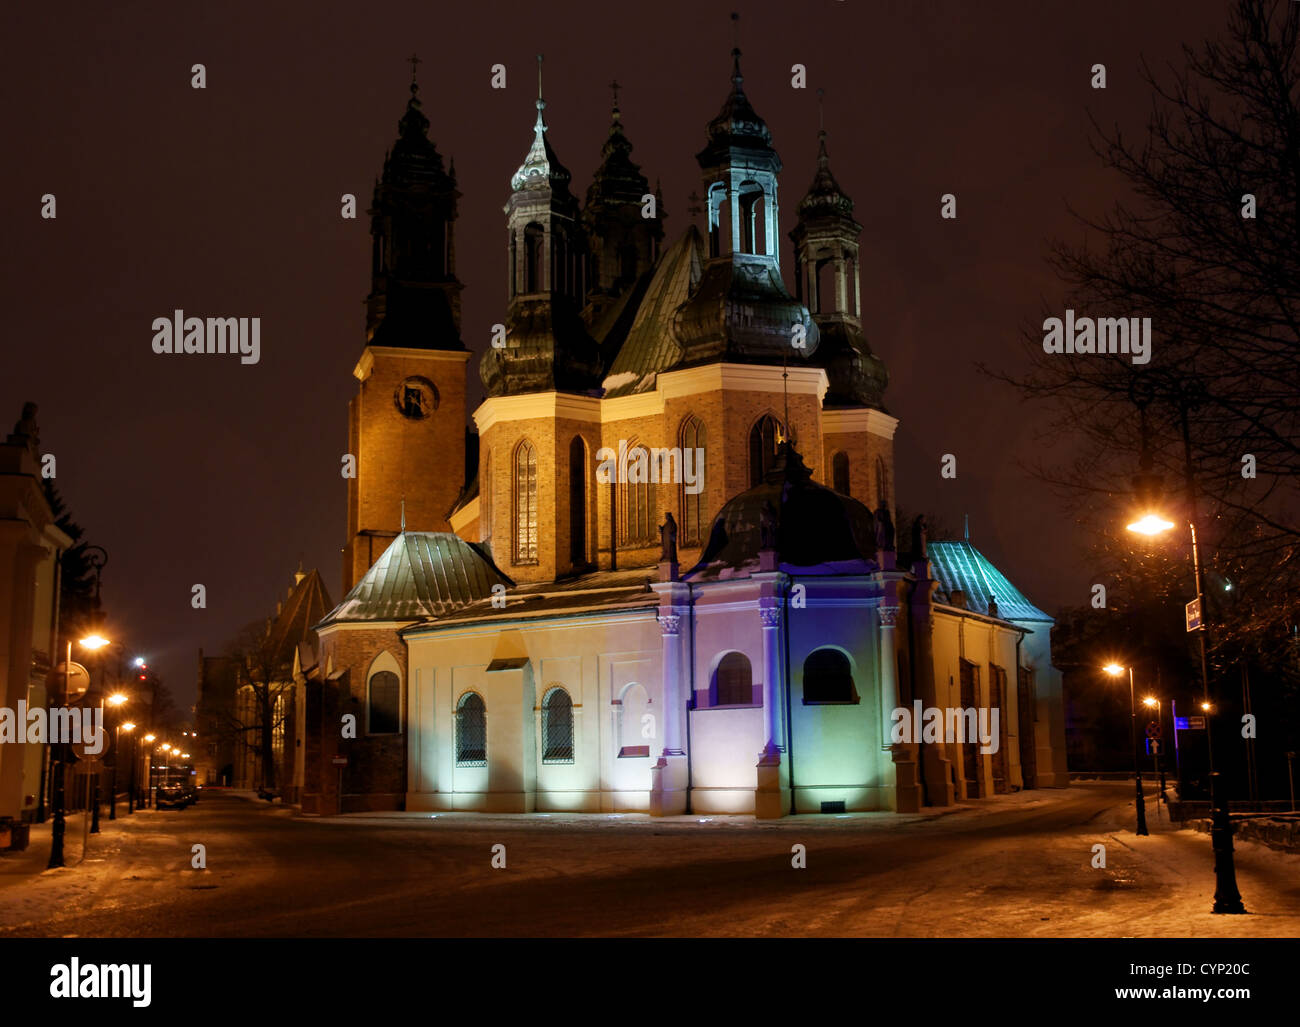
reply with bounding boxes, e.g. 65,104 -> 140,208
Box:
1174,717 -> 1189,730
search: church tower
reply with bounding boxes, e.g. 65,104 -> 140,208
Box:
477,59 -> 603,585
789,103 -> 896,523
343,67 -> 470,592
581,87 -> 663,324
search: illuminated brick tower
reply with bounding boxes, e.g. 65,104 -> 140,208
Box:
343,68 -> 470,591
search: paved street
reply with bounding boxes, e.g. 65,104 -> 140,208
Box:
1,783 -> 1297,937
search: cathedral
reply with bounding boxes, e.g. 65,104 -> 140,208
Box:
294,48 -> 1069,817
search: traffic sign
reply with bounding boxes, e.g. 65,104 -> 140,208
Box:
1145,721 -> 1162,739
1188,716 -> 1206,730
73,757 -> 103,776
1174,717 -> 1189,730
331,756 -> 348,766
52,661 -> 90,701
1145,738 -> 1162,755
1185,597 -> 1203,631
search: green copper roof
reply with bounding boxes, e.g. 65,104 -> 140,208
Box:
928,540 -> 1052,622
319,532 -> 512,626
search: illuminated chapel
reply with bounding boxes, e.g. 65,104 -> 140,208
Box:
296,51 -> 1069,816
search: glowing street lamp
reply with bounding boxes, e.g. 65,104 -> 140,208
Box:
1104,663 -> 1148,836
1125,513 -> 1176,536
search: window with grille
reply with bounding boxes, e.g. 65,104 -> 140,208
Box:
713,652 -> 753,706
679,416 -> 707,545
542,687 -> 574,763
803,648 -> 857,704
456,692 -> 486,766
514,439 -> 538,564
749,415 -> 784,486
832,451 -> 850,495
367,670 -> 400,734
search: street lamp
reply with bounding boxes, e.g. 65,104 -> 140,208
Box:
114,720 -> 135,818
47,632 -> 119,868
1125,511 -> 1245,914
1104,663 -> 1148,836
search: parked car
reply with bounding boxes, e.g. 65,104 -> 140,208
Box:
156,783 -> 188,809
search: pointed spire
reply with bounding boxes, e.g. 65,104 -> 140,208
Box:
511,52 -> 571,192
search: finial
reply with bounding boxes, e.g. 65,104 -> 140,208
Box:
408,52 -> 421,94
609,78 -> 620,111
400,497 -> 406,534
730,12 -> 742,81
686,190 -> 702,217
817,87 -> 825,131
537,53 -> 544,102
963,513 -> 969,541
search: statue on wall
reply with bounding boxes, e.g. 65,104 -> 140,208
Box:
659,511 -> 678,563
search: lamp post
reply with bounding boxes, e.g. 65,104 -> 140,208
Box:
1126,506 -> 1245,912
1104,663 -> 1148,835
113,719 -> 135,818
1142,696 -> 1166,813
141,734 -> 155,810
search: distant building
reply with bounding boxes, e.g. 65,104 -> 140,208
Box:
197,566 -> 331,799
297,51 -> 1067,816
0,403 -> 71,832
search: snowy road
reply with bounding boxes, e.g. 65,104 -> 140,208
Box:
0,782 -> 1296,937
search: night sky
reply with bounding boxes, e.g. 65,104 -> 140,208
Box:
1,1 -> 1230,710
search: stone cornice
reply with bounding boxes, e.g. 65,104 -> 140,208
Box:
822,406 -> 899,440
354,346 -> 472,382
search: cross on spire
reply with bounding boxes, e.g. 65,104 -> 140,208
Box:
817,87 -> 825,131
408,53 -> 421,82
609,79 -> 620,109
537,53 -> 544,101
686,190 -> 702,217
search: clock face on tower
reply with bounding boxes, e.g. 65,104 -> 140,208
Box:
394,375 -> 439,420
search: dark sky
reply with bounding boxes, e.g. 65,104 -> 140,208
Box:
1,0 -> 1231,711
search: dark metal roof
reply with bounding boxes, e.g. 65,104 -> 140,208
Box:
318,532 -> 512,626
928,540 -> 1052,622
601,227 -> 703,396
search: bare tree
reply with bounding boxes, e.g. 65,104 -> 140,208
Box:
225,620 -> 293,790
988,0 -> 1300,666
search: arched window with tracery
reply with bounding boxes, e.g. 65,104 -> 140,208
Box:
678,416 -> 707,546
514,439 -> 538,565
619,441 -> 656,546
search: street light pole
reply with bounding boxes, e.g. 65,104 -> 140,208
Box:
46,639 -> 70,869
1127,667 -> 1149,836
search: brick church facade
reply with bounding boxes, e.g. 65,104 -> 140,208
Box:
296,48 -> 1069,816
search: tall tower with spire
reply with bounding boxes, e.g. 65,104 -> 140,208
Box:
581,84 -> 663,320
790,95 -> 896,519
479,56 -> 601,397
343,62 -> 471,591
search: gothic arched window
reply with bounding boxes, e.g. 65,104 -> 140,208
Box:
619,441 -> 656,546
749,415 -> 784,487
569,435 -> 587,567
707,182 -> 728,258
542,686 -> 574,763
803,648 -> 857,704
832,451 -> 850,496
513,439 -> 538,565
678,416 -> 707,546
367,669 -> 400,735
456,692 -> 486,766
